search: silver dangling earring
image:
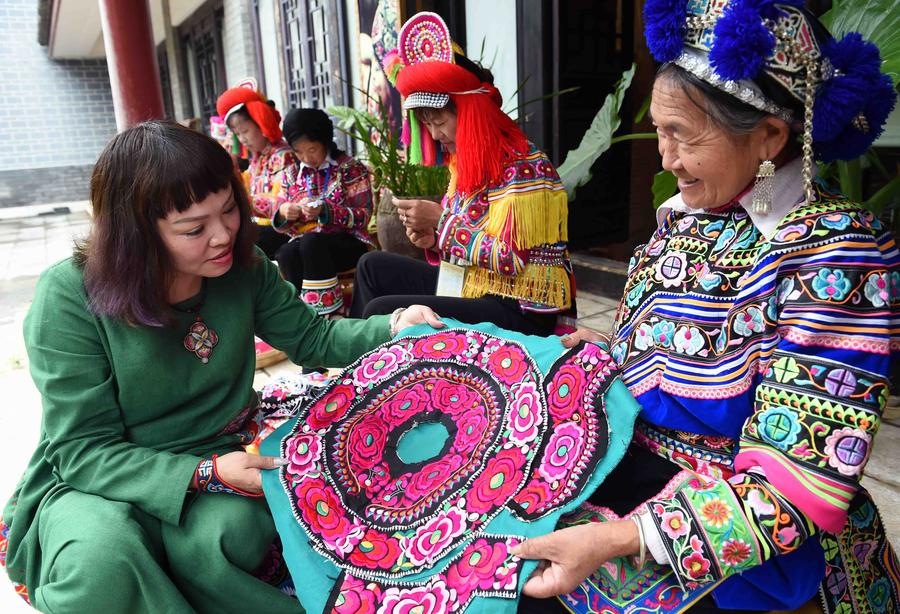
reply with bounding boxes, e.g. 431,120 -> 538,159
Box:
751,160 -> 775,215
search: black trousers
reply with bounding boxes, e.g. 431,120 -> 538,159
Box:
275,232 -> 369,291
349,251 -> 556,336
256,224 -> 289,260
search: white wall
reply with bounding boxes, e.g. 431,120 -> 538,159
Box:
465,0 -> 519,119
258,0 -> 287,115
222,0 -> 259,87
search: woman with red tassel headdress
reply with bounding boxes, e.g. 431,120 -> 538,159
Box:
349,12 -> 575,336
216,83 -> 296,260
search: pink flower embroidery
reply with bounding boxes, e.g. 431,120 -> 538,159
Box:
453,408 -> 489,453
681,551 -> 711,579
377,578 -> 456,614
284,433 -> 322,478
353,346 -> 409,387
429,379 -> 479,416
824,427 -> 872,476
406,454 -> 464,500
660,510 -> 690,539
506,381 -> 544,445
401,507 -> 467,566
333,574 -> 381,614
538,421 -> 585,483
383,384 -> 431,425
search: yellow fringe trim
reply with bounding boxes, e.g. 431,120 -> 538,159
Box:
484,189 -> 569,250
462,263 -> 571,310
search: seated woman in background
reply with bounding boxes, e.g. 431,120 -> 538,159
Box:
0,121 -> 440,613
216,85 -> 295,260
349,12 -> 575,337
513,2 -> 899,613
274,108 -> 374,316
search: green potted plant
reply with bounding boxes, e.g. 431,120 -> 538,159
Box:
329,96 -> 449,259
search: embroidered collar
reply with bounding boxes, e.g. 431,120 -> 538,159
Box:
656,157 -> 812,241
299,155 -> 337,173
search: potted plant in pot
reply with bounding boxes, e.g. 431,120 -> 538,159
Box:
329,98 -> 449,259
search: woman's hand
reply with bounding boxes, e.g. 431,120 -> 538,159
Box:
280,201 -> 301,222
213,451 -> 284,495
510,520 -> 639,598
394,197 -> 442,230
301,201 -> 323,220
407,226 -> 436,250
561,327 -> 610,349
394,305 -> 445,333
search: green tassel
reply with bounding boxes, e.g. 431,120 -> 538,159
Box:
408,111 -> 423,165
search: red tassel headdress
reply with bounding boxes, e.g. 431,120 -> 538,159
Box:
216,81 -> 283,145
392,12 -> 527,195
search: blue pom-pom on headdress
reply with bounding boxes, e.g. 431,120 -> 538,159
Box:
643,0 -> 689,63
814,72 -> 896,162
709,0 -> 781,81
812,33 -> 885,143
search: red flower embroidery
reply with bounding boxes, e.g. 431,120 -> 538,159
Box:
347,529 -> 402,570
681,551 -> 711,579
307,384 -> 354,430
332,574 -> 381,614
294,480 -> 355,552
429,379 -> 479,416
466,448 -> 526,515
413,332 -> 467,360
546,363 -> 587,421
486,345 -> 528,386
348,416 -> 390,470
445,537 -> 509,594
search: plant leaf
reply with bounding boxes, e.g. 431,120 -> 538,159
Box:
864,173 -> 900,215
821,0 -> 900,87
557,64 -> 636,200
652,170 -> 678,209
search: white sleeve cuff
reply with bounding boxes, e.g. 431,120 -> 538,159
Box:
639,512 -> 671,566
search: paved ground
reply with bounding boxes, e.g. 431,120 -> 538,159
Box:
0,207 -> 896,612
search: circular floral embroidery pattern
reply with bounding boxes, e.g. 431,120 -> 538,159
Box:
280,331 -> 617,583
280,330 -> 555,578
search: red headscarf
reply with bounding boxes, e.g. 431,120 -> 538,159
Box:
216,87 -> 283,145
395,58 -> 527,195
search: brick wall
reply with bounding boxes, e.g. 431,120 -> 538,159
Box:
0,0 -> 116,206
222,0 -> 259,87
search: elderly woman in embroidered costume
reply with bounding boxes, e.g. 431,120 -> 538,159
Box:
513,2 -> 899,614
216,85 -> 296,260
349,12 -> 575,337
0,121 -> 442,613
272,108 -> 374,316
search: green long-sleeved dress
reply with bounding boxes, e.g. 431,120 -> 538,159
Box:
1,252 -> 390,612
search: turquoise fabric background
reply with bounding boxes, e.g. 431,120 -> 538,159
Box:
261,319 -> 640,613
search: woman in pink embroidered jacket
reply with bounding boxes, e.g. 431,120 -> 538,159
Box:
216,86 -> 297,261
273,108 -> 373,316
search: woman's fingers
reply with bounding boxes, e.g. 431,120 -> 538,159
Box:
561,328 -> 609,348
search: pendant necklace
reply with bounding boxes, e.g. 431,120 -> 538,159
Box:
174,280 -> 218,363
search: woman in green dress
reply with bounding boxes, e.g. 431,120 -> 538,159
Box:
0,121 -> 442,613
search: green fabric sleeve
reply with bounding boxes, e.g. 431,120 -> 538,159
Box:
24,263 -> 202,526
251,255 -> 392,368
